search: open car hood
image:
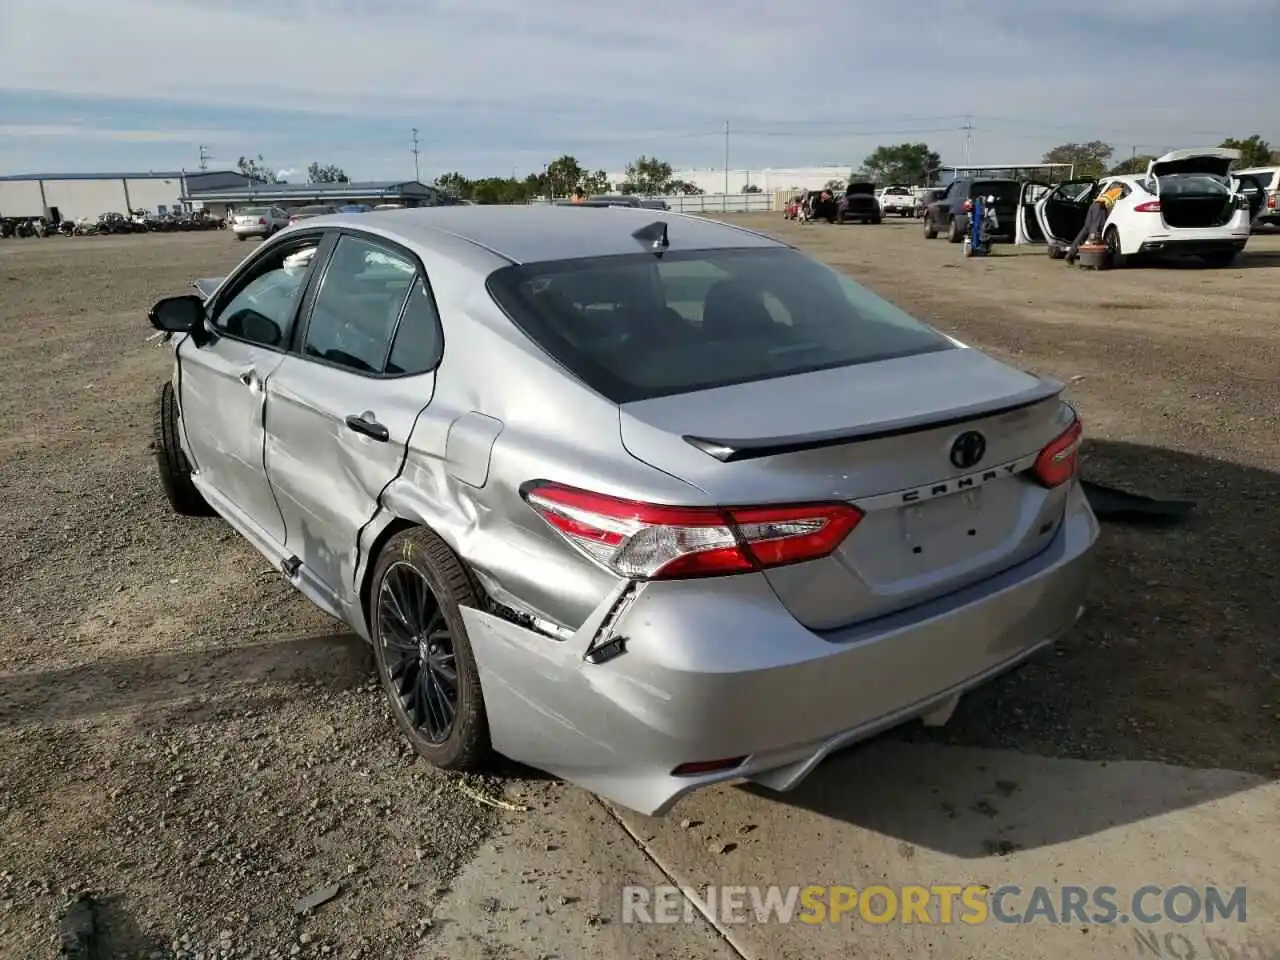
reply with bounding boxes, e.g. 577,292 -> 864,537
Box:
1148,147 -> 1240,180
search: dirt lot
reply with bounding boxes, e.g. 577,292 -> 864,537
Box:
1,221 -> 1277,959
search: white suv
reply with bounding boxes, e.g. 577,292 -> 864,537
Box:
231,206 -> 289,241
1232,166 -> 1279,228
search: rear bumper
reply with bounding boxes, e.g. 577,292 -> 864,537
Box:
232,224 -> 271,237
462,479 -> 1098,816
1137,236 -> 1248,256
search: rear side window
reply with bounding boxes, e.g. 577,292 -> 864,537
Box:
303,236 -> 415,373
486,248 -> 954,403
385,277 -> 444,375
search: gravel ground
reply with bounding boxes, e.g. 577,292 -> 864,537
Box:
1,223 -> 1278,958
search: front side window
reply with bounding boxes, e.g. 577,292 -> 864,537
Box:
212,240 -> 320,347
486,247 -> 954,403
302,235 -> 417,374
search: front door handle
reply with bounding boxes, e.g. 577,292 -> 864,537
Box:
345,415 -> 389,442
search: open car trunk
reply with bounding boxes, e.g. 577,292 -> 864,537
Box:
1156,175 -> 1237,228
619,349 -> 1075,631
1148,147 -> 1242,229
970,181 -> 1021,237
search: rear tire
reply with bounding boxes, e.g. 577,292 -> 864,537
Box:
154,381 -> 212,516
237,234 -> 245,241
923,218 -> 937,239
1202,249 -> 1238,267
371,527 -> 492,771
947,217 -> 964,243
1104,227 -> 1127,268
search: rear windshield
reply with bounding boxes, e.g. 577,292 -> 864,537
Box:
241,207 -> 269,216
296,205 -> 335,215
485,248 -> 955,403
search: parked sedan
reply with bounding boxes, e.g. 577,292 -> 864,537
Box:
146,206 -> 1097,816
837,182 -> 882,223
231,206 -> 289,241
1014,147 -> 1260,266
288,204 -> 339,225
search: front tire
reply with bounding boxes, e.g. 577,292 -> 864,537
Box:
154,382 -> 212,516
923,218 -> 937,239
371,527 -> 491,771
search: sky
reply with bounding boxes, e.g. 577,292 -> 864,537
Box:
1,0 -> 1277,183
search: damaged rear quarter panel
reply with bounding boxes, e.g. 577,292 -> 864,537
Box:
371,279 -> 708,636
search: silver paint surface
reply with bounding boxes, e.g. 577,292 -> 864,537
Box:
164,205 -> 1099,815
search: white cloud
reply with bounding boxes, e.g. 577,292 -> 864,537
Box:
0,123 -> 238,142
0,0 -> 1275,174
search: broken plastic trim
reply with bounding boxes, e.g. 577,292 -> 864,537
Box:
1080,480 -> 1195,525
584,582 -> 639,663
485,598 -> 575,642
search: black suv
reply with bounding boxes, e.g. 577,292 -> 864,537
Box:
923,178 -> 1021,243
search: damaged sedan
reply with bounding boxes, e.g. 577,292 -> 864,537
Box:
147,205 -> 1098,816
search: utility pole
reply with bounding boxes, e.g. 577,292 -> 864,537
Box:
963,116 -> 974,167
198,145 -> 211,171
411,128 -> 421,183
723,121 -> 729,212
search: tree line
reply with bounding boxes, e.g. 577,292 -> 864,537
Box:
434,155 -> 703,203
232,132 -> 1275,197
856,134 -> 1275,186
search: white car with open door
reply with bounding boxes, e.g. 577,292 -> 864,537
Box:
1015,147 -> 1260,267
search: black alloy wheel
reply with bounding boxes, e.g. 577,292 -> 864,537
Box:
377,561 -> 458,744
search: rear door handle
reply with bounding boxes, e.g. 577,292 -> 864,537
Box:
238,370 -> 261,389
345,415 -> 389,442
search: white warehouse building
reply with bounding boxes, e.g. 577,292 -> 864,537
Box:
604,165 -> 855,195
0,170 -> 255,222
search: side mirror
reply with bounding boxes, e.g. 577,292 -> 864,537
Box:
149,294 -> 204,333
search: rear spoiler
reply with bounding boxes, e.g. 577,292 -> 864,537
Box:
193,277 -> 223,301
684,378 -> 1065,462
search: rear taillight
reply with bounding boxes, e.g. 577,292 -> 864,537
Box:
1267,192 -> 1276,210
1032,417 -> 1083,488
258,217 -> 267,225
962,199 -> 973,212
1134,201 -> 1161,213
522,482 -> 863,580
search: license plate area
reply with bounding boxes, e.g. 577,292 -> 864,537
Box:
900,488 -> 985,559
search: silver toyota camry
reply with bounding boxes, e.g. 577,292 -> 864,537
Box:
147,205 -> 1098,816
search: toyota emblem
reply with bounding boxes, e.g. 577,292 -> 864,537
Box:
950,431 -> 987,470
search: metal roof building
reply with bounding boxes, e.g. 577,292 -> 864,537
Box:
179,180 -> 445,215
0,170 -> 255,221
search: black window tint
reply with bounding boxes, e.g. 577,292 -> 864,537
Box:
486,248 -> 954,403
385,277 -> 443,375
213,241 -> 319,348
303,236 -> 415,374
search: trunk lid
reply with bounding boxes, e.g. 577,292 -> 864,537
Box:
1147,147 -> 1240,181
619,348 -> 1075,630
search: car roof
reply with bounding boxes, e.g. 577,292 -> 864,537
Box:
303,205 -> 785,264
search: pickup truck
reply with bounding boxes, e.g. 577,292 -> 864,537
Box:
877,185 -> 916,217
